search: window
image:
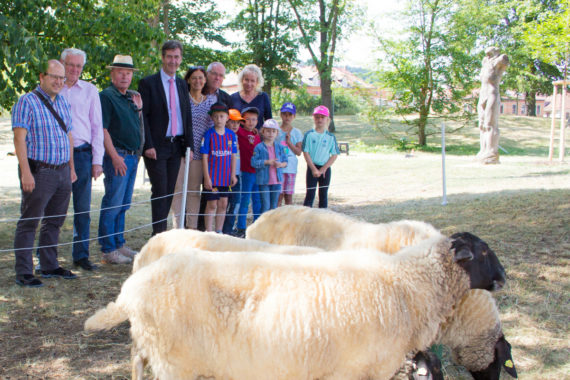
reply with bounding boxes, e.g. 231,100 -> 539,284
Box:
512,105 -> 517,114
500,105 -> 504,114
537,105 -> 541,115
521,105 -> 526,115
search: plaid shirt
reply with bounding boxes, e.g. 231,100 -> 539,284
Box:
11,86 -> 73,165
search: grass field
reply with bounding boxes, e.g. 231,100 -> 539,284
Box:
0,114 -> 568,379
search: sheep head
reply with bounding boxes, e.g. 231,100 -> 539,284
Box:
469,334 -> 518,380
450,232 -> 506,292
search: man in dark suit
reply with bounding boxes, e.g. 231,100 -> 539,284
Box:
138,40 -> 193,235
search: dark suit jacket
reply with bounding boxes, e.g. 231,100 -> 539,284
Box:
138,72 -> 193,159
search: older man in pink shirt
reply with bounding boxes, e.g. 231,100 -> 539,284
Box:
59,48 -> 104,271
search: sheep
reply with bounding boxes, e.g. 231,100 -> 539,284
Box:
246,205 -> 441,253
85,232 -> 506,380
247,207 -> 515,378
436,289 -> 518,380
133,228 -> 322,272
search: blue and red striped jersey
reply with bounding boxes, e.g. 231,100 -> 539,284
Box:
200,127 -> 237,186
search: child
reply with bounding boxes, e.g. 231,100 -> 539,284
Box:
235,106 -> 262,237
302,105 -> 340,208
275,102 -> 303,205
251,119 -> 288,213
222,109 -> 244,235
200,103 -> 238,232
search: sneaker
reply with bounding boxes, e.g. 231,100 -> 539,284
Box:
118,246 -> 138,259
102,250 -> 132,264
73,257 -> 99,271
15,274 -> 44,288
41,267 -> 77,279
234,229 -> 246,238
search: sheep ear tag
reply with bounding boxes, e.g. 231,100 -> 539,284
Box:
453,247 -> 473,263
498,336 -> 518,378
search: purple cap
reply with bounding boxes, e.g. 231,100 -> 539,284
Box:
313,105 -> 330,117
280,102 -> 297,115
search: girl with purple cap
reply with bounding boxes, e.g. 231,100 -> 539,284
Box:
301,105 -> 340,208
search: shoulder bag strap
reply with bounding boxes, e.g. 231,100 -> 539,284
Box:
32,89 -> 67,133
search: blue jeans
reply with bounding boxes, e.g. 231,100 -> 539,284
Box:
98,152 -> 138,253
237,171 -> 261,229
222,175 -> 241,234
259,184 -> 281,214
71,144 -> 93,261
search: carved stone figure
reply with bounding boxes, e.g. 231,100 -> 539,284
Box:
476,47 -> 509,164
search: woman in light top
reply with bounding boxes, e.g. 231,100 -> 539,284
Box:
230,64 -> 272,130
171,66 -> 217,229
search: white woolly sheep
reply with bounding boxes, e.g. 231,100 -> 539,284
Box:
391,290 -> 517,380
133,228 -> 322,272
246,205 -> 441,253
85,232 -> 506,380
436,289 -> 517,380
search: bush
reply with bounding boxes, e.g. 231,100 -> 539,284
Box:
272,86 -> 362,116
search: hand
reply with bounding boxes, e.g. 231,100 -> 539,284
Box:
70,168 -> 78,183
265,159 -> 276,167
131,92 -> 143,110
203,177 -> 212,190
311,168 -> 321,178
285,132 -> 292,143
144,148 -> 157,160
21,171 -> 35,193
230,175 -> 237,187
112,155 -> 127,176
92,164 -> 103,180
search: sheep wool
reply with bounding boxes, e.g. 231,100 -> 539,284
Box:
246,205 -> 440,253
133,228 -> 322,272
86,233 -> 474,380
436,289 -> 502,372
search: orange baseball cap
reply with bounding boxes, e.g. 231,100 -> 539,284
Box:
228,109 -> 245,121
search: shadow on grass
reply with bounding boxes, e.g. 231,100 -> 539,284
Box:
0,187 -> 568,378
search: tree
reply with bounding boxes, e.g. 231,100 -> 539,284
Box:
231,0 -> 300,99
0,0 -> 227,112
375,0 -> 479,146
522,0 -> 569,80
287,0 -> 359,132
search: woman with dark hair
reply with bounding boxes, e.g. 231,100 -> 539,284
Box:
171,66 -> 217,229
231,64 -> 272,130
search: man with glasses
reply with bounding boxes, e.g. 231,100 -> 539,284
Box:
204,62 -> 233,108
138,40 -> 193,235
12,59 -> 78,287
59,48 -> 104,271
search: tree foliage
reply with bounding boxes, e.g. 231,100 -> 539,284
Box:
0,0 -> 227,113
375,0 -> 479,146
287,0 -> 360,132
230,0 -> 300,99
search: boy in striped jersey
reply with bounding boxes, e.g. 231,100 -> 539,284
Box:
201,103 -> 238,232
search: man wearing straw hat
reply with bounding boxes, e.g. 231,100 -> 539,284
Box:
97,55 -> 144,265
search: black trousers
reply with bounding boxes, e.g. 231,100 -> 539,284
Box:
303,165 -> 331,209
143,141 -> 182,235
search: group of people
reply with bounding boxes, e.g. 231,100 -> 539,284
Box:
10,40 -> 339,288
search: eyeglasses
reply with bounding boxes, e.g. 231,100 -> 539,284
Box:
44,73 -> 66,81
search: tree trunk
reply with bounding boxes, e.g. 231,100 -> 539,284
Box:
417,110 -> 428,146
163,0 -> 170,37
320,72 -> 335,132
526,91 -> 536,116
263,82 -> 272,106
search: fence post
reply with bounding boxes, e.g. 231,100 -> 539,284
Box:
441,123 -> 447,206
179,147 -> 191,229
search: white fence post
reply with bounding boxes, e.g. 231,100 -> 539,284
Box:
179,147 -> 191,229
441,123 -> 447,206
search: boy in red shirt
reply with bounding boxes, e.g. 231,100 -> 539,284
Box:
235,106 -> 261,237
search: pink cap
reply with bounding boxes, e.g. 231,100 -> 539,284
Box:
313,105 -> 330,117
262,119 -> 280,130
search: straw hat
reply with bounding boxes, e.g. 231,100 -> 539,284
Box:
106,55 -> 138,70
